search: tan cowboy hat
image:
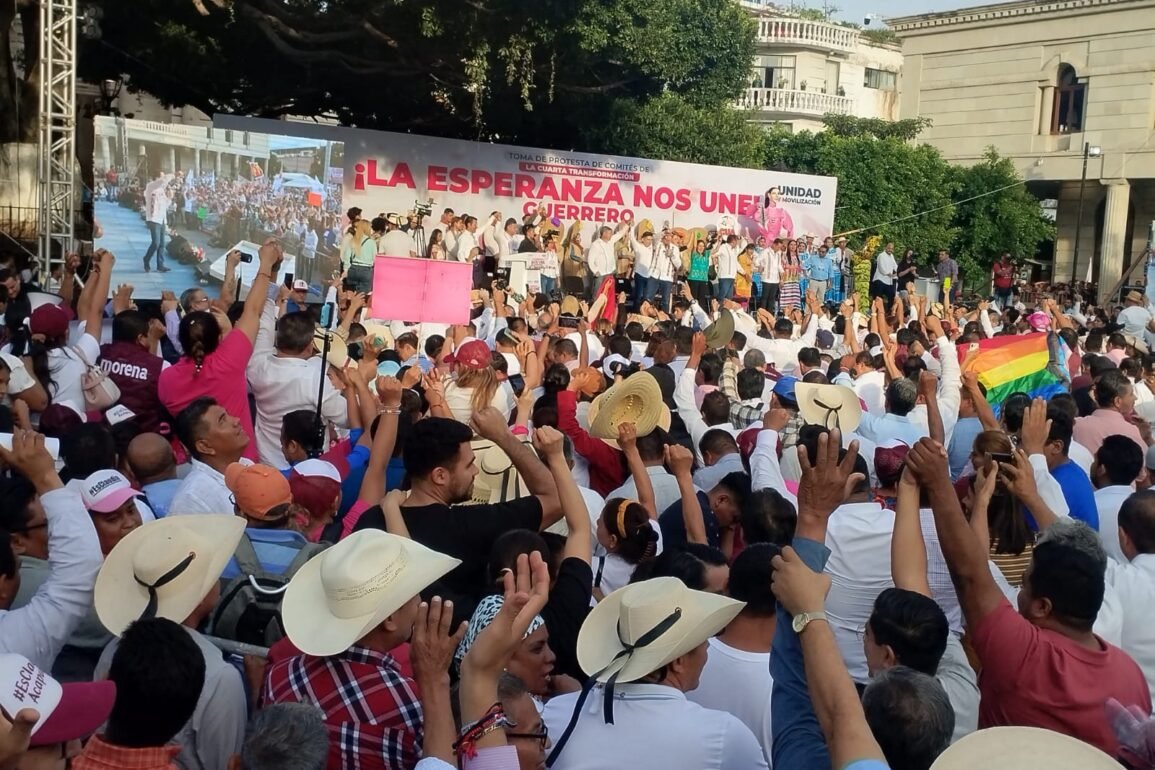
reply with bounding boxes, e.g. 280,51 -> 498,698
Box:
313,327 -> 350,369
930,727 -> 1118,769
282,530 -> 460,656
1126,290 -> 1144,304
588,372 -> 670,440
361,323 -> 394,350
796,382 -> 862,433
95,515 -> 246,636
577,577 -> 743,683
1125,334 -> 1150,355
703,309 -> 735,350
560,295 -> 582,317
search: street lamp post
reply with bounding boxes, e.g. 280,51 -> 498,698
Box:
1072,142 -> 1102,283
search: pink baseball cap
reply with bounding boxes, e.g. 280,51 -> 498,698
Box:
0,653 -> 115,746
81,469 -> 141,514
1027,311 -> 1050,332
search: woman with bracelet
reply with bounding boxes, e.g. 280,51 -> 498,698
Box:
158,239 -> 283,461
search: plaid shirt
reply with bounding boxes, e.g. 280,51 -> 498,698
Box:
263,646 -> 423,770
72,736 -> 181,769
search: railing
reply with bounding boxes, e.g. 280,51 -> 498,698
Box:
754,17 -> 859,52
736,88 -> 854,117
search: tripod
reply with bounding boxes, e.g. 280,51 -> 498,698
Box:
411,225 -> 427,258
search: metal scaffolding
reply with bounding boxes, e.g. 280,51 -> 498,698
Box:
37,0 -> 78,276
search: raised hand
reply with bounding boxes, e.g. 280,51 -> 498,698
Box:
904,438 -> 951,488
771,546 -> 832,617
664,443 -> 694,477
376,375 -> 403,409
409,596 -> 467,685
0,429 -> 60,491
463,552 -> 551,674
1018,397 -> 1051,456
532,426 -> 565,459
470,406 -> 511,441
796,429 -> 864,521
617,422 -> 638,452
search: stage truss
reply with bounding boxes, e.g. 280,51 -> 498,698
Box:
36,0 -> 77,276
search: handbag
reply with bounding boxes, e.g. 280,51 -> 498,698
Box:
69,346 -> 121,411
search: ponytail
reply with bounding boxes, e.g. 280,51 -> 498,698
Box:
603,498 -> 659,565
178,311 -> 222,376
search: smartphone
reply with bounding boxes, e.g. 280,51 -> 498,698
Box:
0,433 -> 60,461
990,452 -> 1014,465
238,252 -> 254,264
558,316 -> 580,329
284,272 -> 294,289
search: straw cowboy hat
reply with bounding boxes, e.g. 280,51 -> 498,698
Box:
587,372 -> 671,441
703,309 -> 735,350
361,323 -> 394,350
313,327 -> 349,369
796,382 -> 862,433
577,577 -> 743,685
560,295 -> 582,317
930,727 -> 1118,769
95,515 -> 246,636
281,530 -> 460,656
1126,290 -> 1145,304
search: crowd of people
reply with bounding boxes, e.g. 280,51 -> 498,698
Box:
2,210 -> 1155,770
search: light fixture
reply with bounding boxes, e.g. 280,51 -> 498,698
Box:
1087,145 -> 1102,157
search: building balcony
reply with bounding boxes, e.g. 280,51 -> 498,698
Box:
736,88 -> 854,118
752,17 -> 859,54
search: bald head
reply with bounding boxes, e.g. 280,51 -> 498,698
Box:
126,432 -> 177,484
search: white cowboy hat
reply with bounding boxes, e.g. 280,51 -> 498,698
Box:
930,727 -> 1118,769
587,372 -> 670,441
281,530 -> 460,656
361,323 -> 394,350
313,327 -> 350,370
95,515 -> 246,636
577,577 -> 743,684
796,382 -> 862,433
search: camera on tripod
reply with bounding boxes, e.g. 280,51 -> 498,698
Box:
413,197 -> 434,218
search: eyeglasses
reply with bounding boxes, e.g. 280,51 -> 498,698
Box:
505,728 -> 549,748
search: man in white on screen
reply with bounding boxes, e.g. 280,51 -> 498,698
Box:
452,215 -> 480,264
143,171 -> 173,273
688,544 -> 777,763
377,214 -> 417,258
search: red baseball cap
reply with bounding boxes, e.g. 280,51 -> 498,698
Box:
448,340 -> 492,370
28,305 -> 70,339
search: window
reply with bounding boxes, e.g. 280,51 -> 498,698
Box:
757,55 -> 797,90
864,68 -> 897,91
1052,64 -> 1086,134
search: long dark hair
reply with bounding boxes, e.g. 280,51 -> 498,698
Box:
602,497 -> 659,565
971,431 -> 1031,555
6,326 -> 54,398
178,311 -> 222,375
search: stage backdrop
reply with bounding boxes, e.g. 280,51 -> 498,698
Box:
216,115 -> 839,250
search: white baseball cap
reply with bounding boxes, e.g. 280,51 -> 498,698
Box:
81,469 -> 141,515
0,654 -> 115,747
292,279 -> 309,292
292,458 -> 342,484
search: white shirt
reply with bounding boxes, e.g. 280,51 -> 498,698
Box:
630,236 -> 654,279
652,243 -> 681,283
856,411 -> 928,449
694,453 -> 746,493
824,501 -> 895,683
0,488 -> 102,672
1096,485 -> 1135,563
1069,441 -> 1095,476
481,220 -> 513,260
764,251 -> 782,283
715,243 -> 739,280
689,637 -> 773,764
543,683 -> 767,770
592,520 -> 664,596
1104,554 -> 1155,702
854,370 -> 887,416
146,187 -> 170,224
379,229 -> 417,257
49,333 -> 102,412
565,332 -> 605,362
546,486 -> 606,556
675,367 -> 740,465
169,458 -> 252,516
908,337 -> 962,447
607,466 -> 685,516
444,380 -> 512,424
938,634 -> 980,743
1118,305 -> 1153,338
452,230 -> 478,262
248,354 -> 349,468
744,315 -> 819,375
587,230 -> 625,276
1,352 -> 37,402
873,250 -> 898,285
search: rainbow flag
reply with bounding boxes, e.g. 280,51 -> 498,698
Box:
958,333 -> 1067,410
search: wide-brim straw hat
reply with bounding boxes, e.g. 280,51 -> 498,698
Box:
587,372 -> 670,442
560,295 -> 582,316
577,577 -> 743,684
281,529 -> 460,656
703,309 -> 735,350
796,382 -> 862,433
313,327 -> 350,369
95,515 -> 245,636
361,323 -> 394,350
930,727 -> 1119,769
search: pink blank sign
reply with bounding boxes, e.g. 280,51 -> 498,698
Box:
370,256 -> 473,324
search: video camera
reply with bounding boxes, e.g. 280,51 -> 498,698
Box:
413,197 -> 434,218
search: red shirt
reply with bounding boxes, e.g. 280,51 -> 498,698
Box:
971,599 -> 1152,757
556,390 -> 625,497
158,330 -> 258,461
993,261 -> 1015,290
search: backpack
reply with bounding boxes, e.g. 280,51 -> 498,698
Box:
206,534 -> 328,648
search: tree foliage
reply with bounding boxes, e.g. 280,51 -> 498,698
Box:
765,119 -> 1051,287
950,147 -> 1055,286
822,115 -> 933,142
76,0 -> 755,153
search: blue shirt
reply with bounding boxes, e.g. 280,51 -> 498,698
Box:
220,529 -> 309,580
947,417 -> 983,480
1051,460 -> 1099,530
807,254 -> 834,281
141,479 -> 181,519
658,491 -> 719,549
771,537 -> 832,770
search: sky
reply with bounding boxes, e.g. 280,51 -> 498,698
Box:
792,0 -> 1011,24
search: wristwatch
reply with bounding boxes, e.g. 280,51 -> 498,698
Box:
792,611 -> 828,635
